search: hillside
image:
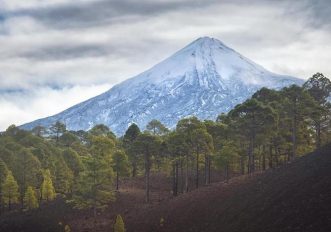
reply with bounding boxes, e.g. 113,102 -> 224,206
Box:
0,144 -> 330,232
126,144 -> 331,232
21,37 -> 302,135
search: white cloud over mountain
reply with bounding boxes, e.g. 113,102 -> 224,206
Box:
0,0 -> 330,130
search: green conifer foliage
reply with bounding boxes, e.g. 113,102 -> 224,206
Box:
23,186 -> 39,210
41,169 -> 56,201
123,123 -> 141,177
112,150 -> 129,190
114,214 -> 125,232
54,158 -> 74,194
0,158 -> 9,212
2,170 -> 19,210
64,225 -> 71,232
70,135 -> 115,220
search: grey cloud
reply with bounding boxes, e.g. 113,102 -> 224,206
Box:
19,44 -> 109,61
0,0 -> 330,130
6,0 -> 219,29
280,0 -> 331,29
7,37 -> 162,61
306,0 -> 331,28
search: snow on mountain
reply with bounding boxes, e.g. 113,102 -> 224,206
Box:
21,37 -> 303,135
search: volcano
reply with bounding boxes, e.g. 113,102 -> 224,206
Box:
21,37 -> 303,134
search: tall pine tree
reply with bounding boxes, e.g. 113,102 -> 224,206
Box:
24,186 -> 39,210
2,171 -> 19,210
114,214 -> 126,232
0,159 -> 9,214
41,169 -> 56,201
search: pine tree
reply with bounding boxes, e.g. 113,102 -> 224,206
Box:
146,119 -> 169,135
59,132 -> 78,147
176,117 -> 211,190
62,148 -> 83,177
0,159 -> 9,214
16,148 -> 41,208
41,169 -> 56,201
166,131 -> 189,196
303,73 -> 331,149
133,133 -> 161,202
54,158 -> 74,195
89,124 -> 114,138
214,141 -> 239,182
114,214 -> 125,232
70,135 -> 115,221
31,125 -> 46,137
228,98 -> 276,172
23,186 -> 39,210
282,85 -> 315,159
50,121 -> 66,144
191,128 -> 213,188
123,124 -> 141,177
64,225 -> 71,232
2,171 -> 19,210
112,150 -> 129,190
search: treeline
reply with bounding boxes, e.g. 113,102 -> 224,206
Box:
0,73 -> 330,220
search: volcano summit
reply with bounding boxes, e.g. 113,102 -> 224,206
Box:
21,37 -> 303,134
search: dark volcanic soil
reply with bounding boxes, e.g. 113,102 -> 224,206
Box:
0,145 -> 330,232
126,144 -> 331,232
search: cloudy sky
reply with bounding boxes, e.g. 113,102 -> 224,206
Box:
0,0 -> 330,130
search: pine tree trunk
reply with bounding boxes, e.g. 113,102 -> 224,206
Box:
132,158 -> 137,178
208,156 -> 211,184
176,161 -> 179,195
93,206 -> 97,221
172,161 -> 178,196
252,152 -> 255,173
180,159 -> 184,193
196,150 -> 199,189
204,154 -> 208,185
21,152 -> 26,210
316,122 -> 321,150
116,170 -> 119,191
240,155 -> 245,175
249,137 -> 255,173
56,130 -> 59,145
172,162 -> 176,196
262,145 -> 266,171
145,151 -> 150,203
225,163 -> 229,183
248,145 -> 251,174
292,114 -> 297,161
93,156 -> 97,224
275,146 -> 280,166
0,191 -> 2,215
93,205 -> 97,228
185,153 -> 189,193
269,145 -> 273,168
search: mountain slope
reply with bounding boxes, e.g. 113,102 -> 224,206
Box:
21,37 -> 303,134
126,144 -> 331,232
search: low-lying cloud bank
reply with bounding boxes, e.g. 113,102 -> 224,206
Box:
0,0 -> 330,130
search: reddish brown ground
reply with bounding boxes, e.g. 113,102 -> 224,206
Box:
126,144 -> 331,232
0,144 -> 330,232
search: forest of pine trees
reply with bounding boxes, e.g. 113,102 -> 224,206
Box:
0,73 -> 330,221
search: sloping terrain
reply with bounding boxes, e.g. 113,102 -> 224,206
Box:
21,37 -> 302,135
126,144 -> 331,232
1,145 -> 329,232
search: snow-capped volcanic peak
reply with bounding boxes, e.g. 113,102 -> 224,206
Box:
21,37 -> 303,135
